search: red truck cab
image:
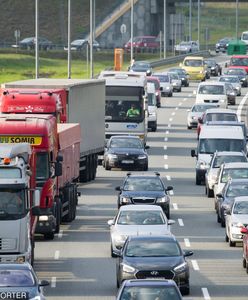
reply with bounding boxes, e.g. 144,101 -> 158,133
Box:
228,55 -> 248,73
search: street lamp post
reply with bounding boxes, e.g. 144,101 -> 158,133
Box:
189,0 -> 192,41
236,0 -> 239,40
130,0 -> 134,64
163,0 -> 166,59
90,0 -> 94,78
67,0 -> 71,79
198,0 -> 200,47
35,0 -> 39,79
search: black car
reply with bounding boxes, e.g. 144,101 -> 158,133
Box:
19,37 -> 53,50
168,68 -> 189,87
215,37 -> 234,53
129,61 -> 152,74
115,173 -> 173,218
103,136 -> 149,171
116,235 -> 193,295
204,59 -> 222,76
116,279 -> 184,300
216,179 -> 248,227
224,68 -> 248,87
0,263 -> 49,300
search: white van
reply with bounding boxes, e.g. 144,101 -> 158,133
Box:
241,31 -> 248,47
195,81 -> 228,108
147,82 -> 157,132
191,126 -> 246,185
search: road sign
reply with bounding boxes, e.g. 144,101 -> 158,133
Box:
14,30 -> 20,39
120,24 -> 126,34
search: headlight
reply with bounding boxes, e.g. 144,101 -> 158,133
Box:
108,154 -> 118,159
216,43 -> 220,47
242,78 -> 246,81
138,155 -> 147,160
181,77 -> 185,80
174,262 -> 187,273
231,222 -> 244,228
122,263 -> 136,273
196,161 -> 209,169
113,234 -> 127,244
211,67 -> 215,70
220,99 -> 225,103
120,197 -> 131,204
166,86 -> 170,90
157,196 -> 168,203
200,70 -> 204,74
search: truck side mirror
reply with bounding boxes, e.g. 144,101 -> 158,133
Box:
56,154 -> 63,162
191,149 -> 196,157
55,162 -> 62,177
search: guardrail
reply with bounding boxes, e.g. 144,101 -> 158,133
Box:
150,50 -> 211,68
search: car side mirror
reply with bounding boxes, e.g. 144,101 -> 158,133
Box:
107,219 -> 114,226
184,250 -> 194,257
115,186 -> 121,191
39,280 -> 50,287
191,149 -> 196,157
225,208 -> 231,215
216,193 -> 223,199
145,145 -> 150,149
168,219 -> 175,225
166,186 -> 173,191
113,249 -> 122,257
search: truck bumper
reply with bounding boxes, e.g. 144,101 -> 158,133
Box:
35,214 -> 56,234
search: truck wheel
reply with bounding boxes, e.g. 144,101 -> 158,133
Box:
55,197 -> 61,234
44,232 -> 54,240
105,161 -> 111,170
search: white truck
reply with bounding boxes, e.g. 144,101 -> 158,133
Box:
0,143 -> 40,265
2,79 -> 106,182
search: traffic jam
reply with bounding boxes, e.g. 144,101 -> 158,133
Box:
0,52 -> 248,300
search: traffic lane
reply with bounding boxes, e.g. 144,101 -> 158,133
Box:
163,90 -> 248,299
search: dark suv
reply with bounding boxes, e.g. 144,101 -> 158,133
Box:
115,172 -> 173,218
124,36 -> 159,53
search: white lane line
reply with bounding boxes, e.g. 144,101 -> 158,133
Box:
202,288 -> 211,300
51,277 -> 56,288
164,164 -> 168,169
164,145 -> 167,150
58,230 -> 63,239
167,124 -> 171,128
166,175 -> 171,181
183,98 -> 187,101
164,155 -> 168,160
191,260 -> 200,271
171,112 -> 175,116
172,203 -> 178,210
54,250 -> 60,260
175,107 -> 178,110
178,218 -> 184,226
164,137 -> 168,141
169,118 -> 173,122
165,130 -> 169,135
169,190 -> 174,196
237,92 -> 248,121
188,94 -> 192,97
179,102 -> 182,106
184,238 -> 190,247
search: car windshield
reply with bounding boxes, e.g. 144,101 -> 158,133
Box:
220,76 -> 239,83
0,269 -> 35,287
230,57 -> 248,67
123,177 -> 164,191
120,286 -> 181,300
233,201 -> 248,214
117,211 -> 165,225
199,139 -> 244,154
169,73 -> 179,80
110,138 -> 143,149
226,69 -> 246,75
198,85 -> 224,95
205,113 -> 237,122
192,104 -> 218,112
213,155 -> 246,168
180,42 -> 190,46
184,59 -> 203,67
221,168 -> 248,183
226,183 -> 248,197
148,93 -> 156,106
125,240 -> 181,257
133,62 -> 150,68
169,68 -> 186,75
204,60 -> 216,67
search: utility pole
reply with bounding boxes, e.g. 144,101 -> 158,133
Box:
236,0 -> 239,40
67,0 -> 71,79
198,0 -> 200,47
189,0 -> 192,41
90,0 -> 94,78
130,0 -> 134,63
163,0 -> 166,58
35,0 -> 39,79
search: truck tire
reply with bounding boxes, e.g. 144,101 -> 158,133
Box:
44,232 -> 54,240
62,185 -> 75,222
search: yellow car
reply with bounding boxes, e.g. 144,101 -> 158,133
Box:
180,56 -> 206,81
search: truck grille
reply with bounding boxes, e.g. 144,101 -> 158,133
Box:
136,270 -> 174,279
0,238 -> 16,251
132,197 -> 156,204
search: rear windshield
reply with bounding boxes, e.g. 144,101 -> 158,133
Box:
198,85 -> 224,95
213,155 -> 246,168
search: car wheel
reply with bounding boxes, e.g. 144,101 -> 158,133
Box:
207,187 -> 214,198
111,244 -> 117,258
105,161 -> 111,171
143,163 -> 148,171
44,232 -> 54,240
196,174 -> 201,185
217,213 -> 221,223
229,240 -> 236,247
169,92 -> 173,97
116,277 -> 120,288
178,88 -> 181,92
221,218 -> 225,228
243,257 -> 246,268
187,125 -> 192,129
246,263 -> 248,274
225,233 -> 229,242
151,125 -> 157,132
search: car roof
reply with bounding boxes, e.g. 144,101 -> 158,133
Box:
122,279 -> 178,287
205,108 -> 237,114
125,173 -> 161,179
119,205 -> 163,212
214,151 -> 245,156
223,162 -> 248,169
184,56 -> 204,60
200,125 -> 243,138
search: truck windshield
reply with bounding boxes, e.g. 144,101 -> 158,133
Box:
199,139 -> 244,154
0,189 -> 25,220
36,152 -> 49,183
230,57 -> 248,67
105,87 -> 144,122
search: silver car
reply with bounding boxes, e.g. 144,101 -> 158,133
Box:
168,72 -> 182,92
219,75 -> 242,96
107,205 -> 174,257
153,73 -> 173,97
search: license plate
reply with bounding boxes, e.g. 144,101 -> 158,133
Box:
122,160 -> 134,164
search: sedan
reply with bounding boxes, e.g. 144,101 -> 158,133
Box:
204,59 -> 222,76
115,172 -> 173,218
0,263 -> 49,300
153,73 -> 173,97
225,196 -> 248,247
168,68 -> 189,87
108,205 -> 175,257
129,61 -> 152,74
19,37 -> 53,50
168,72 -> 182,92
219,75 -> 242,96
224,68 -> 248,87
116,279 -> 184,300
65,39 -> 100,51
116,235 -> 193,295
103,136 -> 149,171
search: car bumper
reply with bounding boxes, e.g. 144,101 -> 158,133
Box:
35,214 -> 56,234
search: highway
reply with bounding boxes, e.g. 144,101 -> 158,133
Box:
35,53 -> 248,300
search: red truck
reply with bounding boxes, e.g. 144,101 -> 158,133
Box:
0,114 -> 80,239
227,55 -> 248,73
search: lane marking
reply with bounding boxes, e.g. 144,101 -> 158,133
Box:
164,155 -> 168,160
237,92 -> 248,121
178,218 -> 184,226
54,250 -> 60,260
169,118 -> 173,122
183,98 -> 187,101
58,230 -> 63,239
179,102 -> 182,106
164,137 -> 168,142
202,288 -> 211,300
175,107 -> 178,110
184,238 -> 190,247
51,277 -> 56,288
166,175 -> 171,181
169,190 -> 174,196
165,130 -> 169,135
167,124 -> 171,128
172,203 -> 178,210
164,164 -> 168,169
191,260 -> 200,271
164,145 -> 167,150
188,94 -> 192,97
171,112 -> 175,116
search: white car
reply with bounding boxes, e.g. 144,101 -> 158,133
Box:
195,81 -> 228,108
205,151 -> 247,198
147,82 -> 157,132
107,205 -> 175,257
168,72 -> 182,92
214,162 -> 248,199
225,196 -> 248,247
174,41 -> 199,54
219,75 -> 242,96
153,73 -> 173,97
